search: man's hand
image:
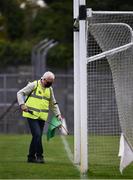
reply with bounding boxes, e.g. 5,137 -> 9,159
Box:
20,104 -> 28,112
57,114 -> 62,121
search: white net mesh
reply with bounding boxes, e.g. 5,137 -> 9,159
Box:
87,12 -> 133,176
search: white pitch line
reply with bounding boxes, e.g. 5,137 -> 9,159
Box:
60,135 -> 88,179
60,135 -> 80,171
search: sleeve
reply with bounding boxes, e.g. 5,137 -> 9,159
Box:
49,87 -> 61,117
17,81 -> 36,106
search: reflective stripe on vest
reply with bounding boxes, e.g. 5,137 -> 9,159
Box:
30,94 -> 50,101
23,80 -> 51,121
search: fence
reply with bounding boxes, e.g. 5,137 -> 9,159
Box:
0,73 -> 74,134
0,70 -> 120,134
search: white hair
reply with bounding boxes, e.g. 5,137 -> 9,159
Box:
41,71 -> 55,80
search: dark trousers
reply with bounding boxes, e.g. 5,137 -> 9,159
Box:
27,118 -> 45,158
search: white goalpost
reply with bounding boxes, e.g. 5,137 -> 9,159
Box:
73,0 -> 81,165
74,1 -> 133,175
73,0 -> 88,174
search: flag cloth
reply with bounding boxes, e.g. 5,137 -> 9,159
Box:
59,117 -> 69,135
118,133 -> 133,173
47,116 -> 62,141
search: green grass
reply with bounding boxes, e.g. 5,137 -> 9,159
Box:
0,134 -> 133,179
0,134 -> 79,179
88,135 -> 133,179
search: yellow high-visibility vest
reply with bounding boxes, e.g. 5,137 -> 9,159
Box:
23,80 -> 51,121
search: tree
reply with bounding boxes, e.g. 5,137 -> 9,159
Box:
32,1 -> 72,42
0,0 -> 25,40
44,0 -> 55,5
87,0 -> 133,10
31,0 -> 72,69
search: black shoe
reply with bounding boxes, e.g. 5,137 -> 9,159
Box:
36,157 -> 45,163
27,156 -> 36,163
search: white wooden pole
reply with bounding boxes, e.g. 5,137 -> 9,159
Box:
79,0 -> 88,173
73,0 -> 81,164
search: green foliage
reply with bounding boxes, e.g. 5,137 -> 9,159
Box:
0,0 -> 73,69
0,40 -> 32,67
0,15 -> 7,39
0,0 -> 133,68
47,43 -> 73,69
44,0 -> 54,4
0,0 -> 25,40
32,1 -> 72,43
6,9 -> 25,40
87,0 -> 133,10
31,0 -> 72,69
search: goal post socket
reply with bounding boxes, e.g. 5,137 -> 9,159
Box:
79,5 -> 87,20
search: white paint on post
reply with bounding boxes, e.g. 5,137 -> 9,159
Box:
79,0 -> 88,174
73,0 -> 81,164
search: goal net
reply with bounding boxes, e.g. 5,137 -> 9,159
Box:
87,11 -> 133,176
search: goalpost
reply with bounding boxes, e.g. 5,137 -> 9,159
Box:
73,0 -> 88,173
74,0 -> 133,174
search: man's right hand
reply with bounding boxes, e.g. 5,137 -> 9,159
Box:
20,104 -> 28,112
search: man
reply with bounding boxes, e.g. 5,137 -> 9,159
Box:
17,71 -> 62,163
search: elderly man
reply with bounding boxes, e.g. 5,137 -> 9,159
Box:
17,71 -> 62,163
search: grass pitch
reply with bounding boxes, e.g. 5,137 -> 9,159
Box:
0,135 -> 79,179
88,135 -> 133,179
0,134 -> 133,179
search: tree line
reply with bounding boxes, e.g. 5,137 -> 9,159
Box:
0,0 -> 133,69
0,0 -> 72,69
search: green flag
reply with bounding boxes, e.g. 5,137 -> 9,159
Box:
47,116 -> 62,141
